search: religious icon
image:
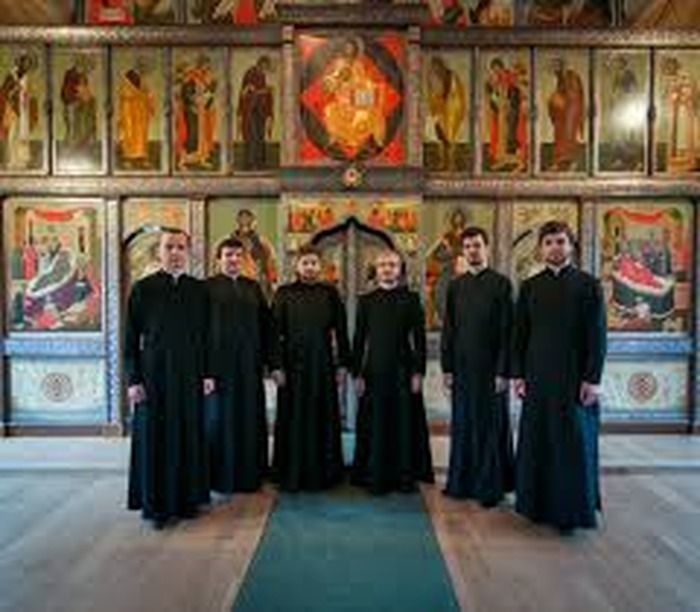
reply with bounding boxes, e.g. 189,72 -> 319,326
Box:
599,202 -> 693,332
297,32 -> 405,165
85,0 -> 177,24
113,48 -> 166,174
4,199 -> 104,332
424,0 -> 514,26
208,201 -> 279,301
511,201 -> 579,283
622,0 -> 700,28
232,50 -> 280,171
84,0 -> 133,24
423,202 -> 495,329
52,49 -> 106,175
536,49 -> 589,174
480,50 -> 530,174
172,48 -> 225,174
0,45 -> 46,174
655,51 -> 700,174
1,0 -> 73,24
131,0 -> 177,23
187,0 -> 277,24
284,196 -> 420,288
596,50 -> 649,174
122,199 -> 190,287
524,0 -> 612,26
424,51 -> 471,173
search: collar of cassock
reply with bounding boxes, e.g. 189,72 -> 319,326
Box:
466,265 -> 488,276
161,269 -> 185,283
545,263 -> 573,277
378,282 -> 399,290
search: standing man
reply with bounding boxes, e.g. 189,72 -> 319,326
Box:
352,249 -> 434,494
206,237 -> 273,493
513,220 -> 607,533
124,229 -> 213,528
441,226 -> 514,506
271,244 -> 349,491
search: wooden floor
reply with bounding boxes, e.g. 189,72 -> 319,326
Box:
1,436 -> 699,612
0,473 -> 274,612
423,473 -> 700,612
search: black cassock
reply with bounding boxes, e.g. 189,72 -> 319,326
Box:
271,281 -> 349,491
440,269 -> 514,505
513,265 -> 607,530
125,271 -> 210,521
351,287 -> 434,494
206,274 -> 273,493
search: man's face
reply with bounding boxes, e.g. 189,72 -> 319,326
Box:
375,251 -> 401,285
159,232 -> 189,273
219,246 -> 243,277
540,231 -> 573,267
462,234 -> 488,268
296,253 -> 321,282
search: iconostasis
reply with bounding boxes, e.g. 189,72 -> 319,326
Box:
0,1 -> 698,434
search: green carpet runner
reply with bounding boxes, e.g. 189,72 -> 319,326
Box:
233,487 -> 458,611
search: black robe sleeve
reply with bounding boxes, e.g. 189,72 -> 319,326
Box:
512,280 -> 530,379
440,280 -> 456,375
351,295 -> 368,377
496,277 -> 514,378
269,287 -> 286,371
583,278 -> 607,385
124,281 -> 144,386
201,283 -> 213,379
331,287 -> 350,368
256,282 -> 275,372
410,292 -> 427,376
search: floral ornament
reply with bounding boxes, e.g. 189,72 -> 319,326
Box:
342,164 -> 364,188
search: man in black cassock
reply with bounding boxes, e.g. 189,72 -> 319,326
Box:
513,220 -> 607,533
351,249 -> 434,494
125,230 -> 213,529
271,244 -> 349,491
206,237 -> 273,494
441,226 -> 514,506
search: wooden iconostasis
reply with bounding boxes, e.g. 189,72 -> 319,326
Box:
0,4 -> 699,435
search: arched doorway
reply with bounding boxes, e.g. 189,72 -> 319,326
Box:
311,217 -> 395,432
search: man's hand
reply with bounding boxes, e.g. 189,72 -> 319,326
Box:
127,384 -> 146,406
580,382 -> 601,406
411,373 -> 423,394
443,373 -> 453,393
355,377 -> 366,398
336,367 -> 348,386
494,376 -> 508,394
513,378 -> 526,399
203,378 -> 216,396
271,369 -> 286,387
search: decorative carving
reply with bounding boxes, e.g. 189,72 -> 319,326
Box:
41,372 -> 74,403
276,4 -> 429,26
628,371 -> 659,403
342,165 -> 364,189
105,198 -> 122,426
